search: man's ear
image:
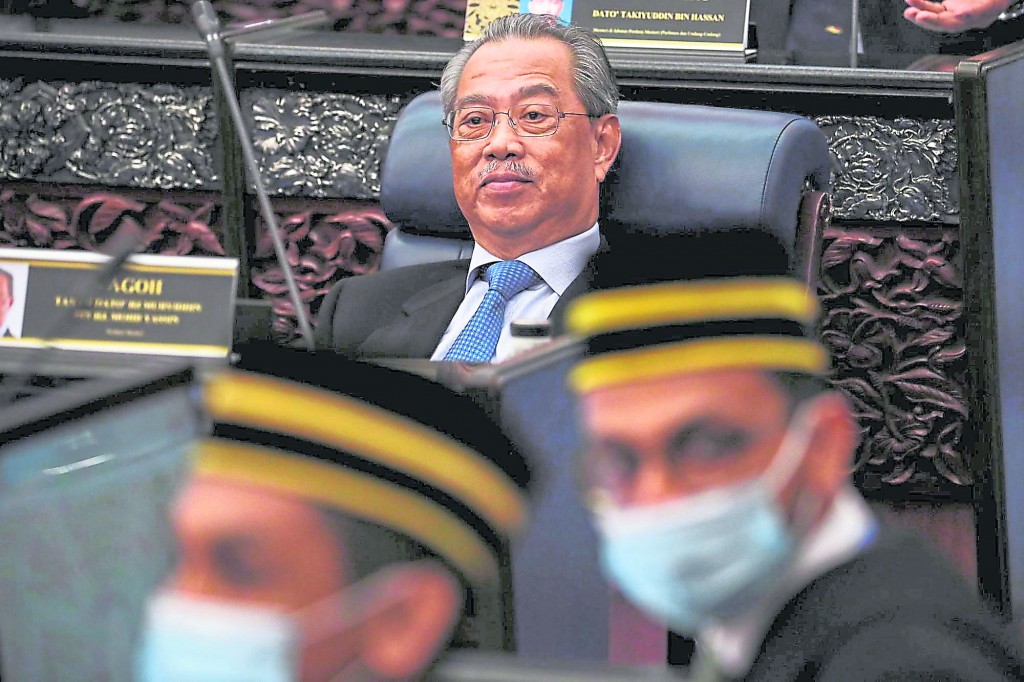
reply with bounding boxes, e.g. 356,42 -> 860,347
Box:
801,392 -> 858,501
359,562 -> 462,680
592,113 -> 621,184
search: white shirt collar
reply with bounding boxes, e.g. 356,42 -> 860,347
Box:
699,487 -> 878,678
464,223 -> 600,295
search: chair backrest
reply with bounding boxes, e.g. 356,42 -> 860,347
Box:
380,91 -> 832,279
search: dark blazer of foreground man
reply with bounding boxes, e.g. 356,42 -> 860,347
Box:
316,13 -> 621,361
565,236 -> 1024,681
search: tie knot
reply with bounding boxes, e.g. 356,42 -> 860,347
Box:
484,260 -> 542,300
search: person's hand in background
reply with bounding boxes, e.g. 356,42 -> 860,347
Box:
904,0 -> 1015,32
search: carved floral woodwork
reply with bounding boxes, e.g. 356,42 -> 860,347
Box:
250,200 -> 391,340
818,226 -> 968,498
244,91 -> 403,200
0,76 -> 962,227
0,71 -> 972,498
68,0 -> 470,36
814,116 -> 959,224
0,80 -> 218,191
0,185 -> 225,256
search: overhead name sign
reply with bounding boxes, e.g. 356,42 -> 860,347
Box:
0,248 -> 237,358
465,0 -> 750,51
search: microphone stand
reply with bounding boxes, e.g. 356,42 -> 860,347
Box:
191,1 -> 328,351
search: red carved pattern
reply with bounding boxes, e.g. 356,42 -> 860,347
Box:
0,185 -> 225,256
818,226 -> 968,497
79,0 -> 469,37
251,201 -> 390,341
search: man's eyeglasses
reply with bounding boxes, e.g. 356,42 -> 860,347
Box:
443,103 -> 595,141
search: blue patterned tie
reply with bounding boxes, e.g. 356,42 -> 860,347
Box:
443,260 -> 542,362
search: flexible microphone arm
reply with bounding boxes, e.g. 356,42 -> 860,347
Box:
192,1 -> 328,351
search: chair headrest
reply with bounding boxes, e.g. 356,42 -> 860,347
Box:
381,91 -> 832,246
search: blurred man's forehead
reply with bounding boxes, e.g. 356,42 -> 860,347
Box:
581,369 -> 788,437
174,476 -> 328,534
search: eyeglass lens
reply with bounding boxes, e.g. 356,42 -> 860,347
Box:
450,104 -> 560,140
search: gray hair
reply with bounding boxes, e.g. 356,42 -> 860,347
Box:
439,14 -> 619,118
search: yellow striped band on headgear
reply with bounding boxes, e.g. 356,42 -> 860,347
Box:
566,277 -> 829,393
194,369 -> 530,585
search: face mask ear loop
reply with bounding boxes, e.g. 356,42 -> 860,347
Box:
759,402 -> 823,536
294,570 -> 388,648
761,402 -> 816,498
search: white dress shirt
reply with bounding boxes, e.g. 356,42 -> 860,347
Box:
431,223 -> 600,363
699,486 -> 879,679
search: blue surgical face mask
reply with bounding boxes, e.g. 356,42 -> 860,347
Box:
594,409 -> 816,635
136,576 -> 378,682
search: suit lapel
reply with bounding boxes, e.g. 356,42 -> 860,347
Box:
358,264 -> 468,358
549,234 -> 608,330
549,262 -> 593,328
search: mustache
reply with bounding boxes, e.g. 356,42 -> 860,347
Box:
479,160 -> 535,180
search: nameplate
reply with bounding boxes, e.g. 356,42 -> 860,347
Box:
0,248 -> 237,358
465,0 -> 750,51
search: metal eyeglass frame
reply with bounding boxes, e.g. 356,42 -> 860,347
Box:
442,104 -> 596,141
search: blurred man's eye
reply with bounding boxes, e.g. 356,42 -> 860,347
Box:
668,425 -> 752,465
585,443 -> 640,495
212,536 -> 266,587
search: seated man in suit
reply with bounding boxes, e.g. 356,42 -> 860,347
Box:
564,235 -> 1023,680
316,13 -> 621,362
136,347 -> 531,681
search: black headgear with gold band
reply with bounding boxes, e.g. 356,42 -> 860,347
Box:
195,344 -> 531,589
566,229 -> 830,393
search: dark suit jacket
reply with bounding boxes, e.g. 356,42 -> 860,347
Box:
315,256 -> 597,359
742,525 -> 1022,681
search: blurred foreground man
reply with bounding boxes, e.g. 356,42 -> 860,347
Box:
565,239 -> 1023,681
137,347 -> 530,681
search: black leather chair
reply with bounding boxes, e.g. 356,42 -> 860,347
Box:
373,92 -> 835,661
379,91 -> 832,284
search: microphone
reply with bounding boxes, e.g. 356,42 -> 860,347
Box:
192,1 -> 223,55
190,1 -> 329,352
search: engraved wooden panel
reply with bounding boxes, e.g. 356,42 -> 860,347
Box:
814,116 -> 958,224
244,90 -> 403,201
819,225 -> 968,499
0,80 -> 218,191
